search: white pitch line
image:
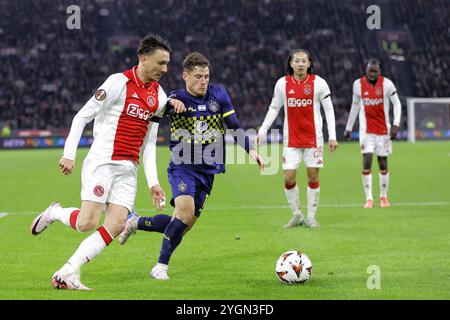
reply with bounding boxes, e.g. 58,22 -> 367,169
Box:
150,201 -> 448,211
3,201 -> 449,216
0,213 -> 8,218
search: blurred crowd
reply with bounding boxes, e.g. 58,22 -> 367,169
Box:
0,0 -> 448,133
392,0 -> 449,98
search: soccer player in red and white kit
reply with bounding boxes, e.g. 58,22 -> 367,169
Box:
29,34 -> 185,290
257,49 -> 338,228
344,59 -> 401,208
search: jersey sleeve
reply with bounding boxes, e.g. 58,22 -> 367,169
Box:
317,77 -> 332,101
386,79 -> 402,127
150,85 -> 167,123
63,73 -> 124,160
317,78 -> 336,140
345,79 -> 361,132
258,77 -> 284,135
218,86 -> 236,119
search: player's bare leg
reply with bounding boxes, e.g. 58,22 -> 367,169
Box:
52,202 -> 126,290
30,200 -> 105,235
151,196 -> 194,280
362,153 -> 374,208
283,169 -> 305,228
305,168 -> 320,228
378,156 -> 390,207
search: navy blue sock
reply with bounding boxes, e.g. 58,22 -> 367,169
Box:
137,214 -> 172,233
158,218 -> 188,265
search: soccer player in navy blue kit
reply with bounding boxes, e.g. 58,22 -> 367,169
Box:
118,52 -> 265,280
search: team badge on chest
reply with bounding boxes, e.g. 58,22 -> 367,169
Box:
304,87 -> 312,95
147,96 -> 156,107
208,99 -> 219,112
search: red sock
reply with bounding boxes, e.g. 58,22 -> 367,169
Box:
285,183 -> 296,190
308,181 -> 319,189
69,210 -> 80,230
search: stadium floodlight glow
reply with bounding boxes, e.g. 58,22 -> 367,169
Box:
406,97 -> 450,143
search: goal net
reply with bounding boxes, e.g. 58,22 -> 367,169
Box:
407,97 -> 450,143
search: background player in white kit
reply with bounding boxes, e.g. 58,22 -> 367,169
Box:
29,34 -> 185,290
257,49 -> 338,228
344,59 -> 401,208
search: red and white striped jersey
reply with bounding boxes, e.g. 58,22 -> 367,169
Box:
346,76 -> 401,135
63,66 -> 167,187
259,74 -> 336,148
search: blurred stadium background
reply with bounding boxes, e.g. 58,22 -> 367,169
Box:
0,0 -> 448,147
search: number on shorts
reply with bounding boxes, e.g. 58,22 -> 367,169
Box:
313,146 -> 323,158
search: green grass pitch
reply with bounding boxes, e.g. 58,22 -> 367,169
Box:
0,141 -> 449,299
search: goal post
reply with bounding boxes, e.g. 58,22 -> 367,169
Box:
406,97 -> 450,143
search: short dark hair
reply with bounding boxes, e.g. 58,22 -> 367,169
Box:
183,52 -> 210,71
367,58 -> 381,69
137,33 -> 171,56
287,49 -> 314,75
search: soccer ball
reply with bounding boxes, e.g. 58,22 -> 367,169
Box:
275,250 -> 312,284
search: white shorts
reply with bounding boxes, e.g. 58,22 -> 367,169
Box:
360,133 -> 392,156
81,156 -> 138,212
282,145 -> 324,170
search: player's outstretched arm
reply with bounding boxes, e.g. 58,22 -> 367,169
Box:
224,112 -> 265,171
167,98 -> 186,114
63,74 -> 122,165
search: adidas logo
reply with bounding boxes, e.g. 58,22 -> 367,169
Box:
364,91 -> 369,96
288,89 -> 295,95
132,92 -> 139,99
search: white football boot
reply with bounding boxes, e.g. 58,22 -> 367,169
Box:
30,202 -> 61,235
305,217 -> 320,228
118,212 -> 140,245
51,263 -> 92,290
283,214 -> 305,228
150,263 -> 170,280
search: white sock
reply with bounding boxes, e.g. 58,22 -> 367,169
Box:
156,263 -> 169,271
49,207 -> 80,229
67,226 -> 113,270
362,171 -> 373,201
379,171 -> 389,198
284,184 -> 302,216
307,184 -> 320,220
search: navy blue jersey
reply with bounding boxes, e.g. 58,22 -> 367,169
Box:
168,84 -> 236,174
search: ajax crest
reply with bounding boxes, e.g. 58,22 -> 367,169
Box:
147,96 -> 156,107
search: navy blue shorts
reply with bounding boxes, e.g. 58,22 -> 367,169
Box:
168,167 -> 214,217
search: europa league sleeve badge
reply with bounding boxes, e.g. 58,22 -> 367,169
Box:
95,89 -> 107,101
